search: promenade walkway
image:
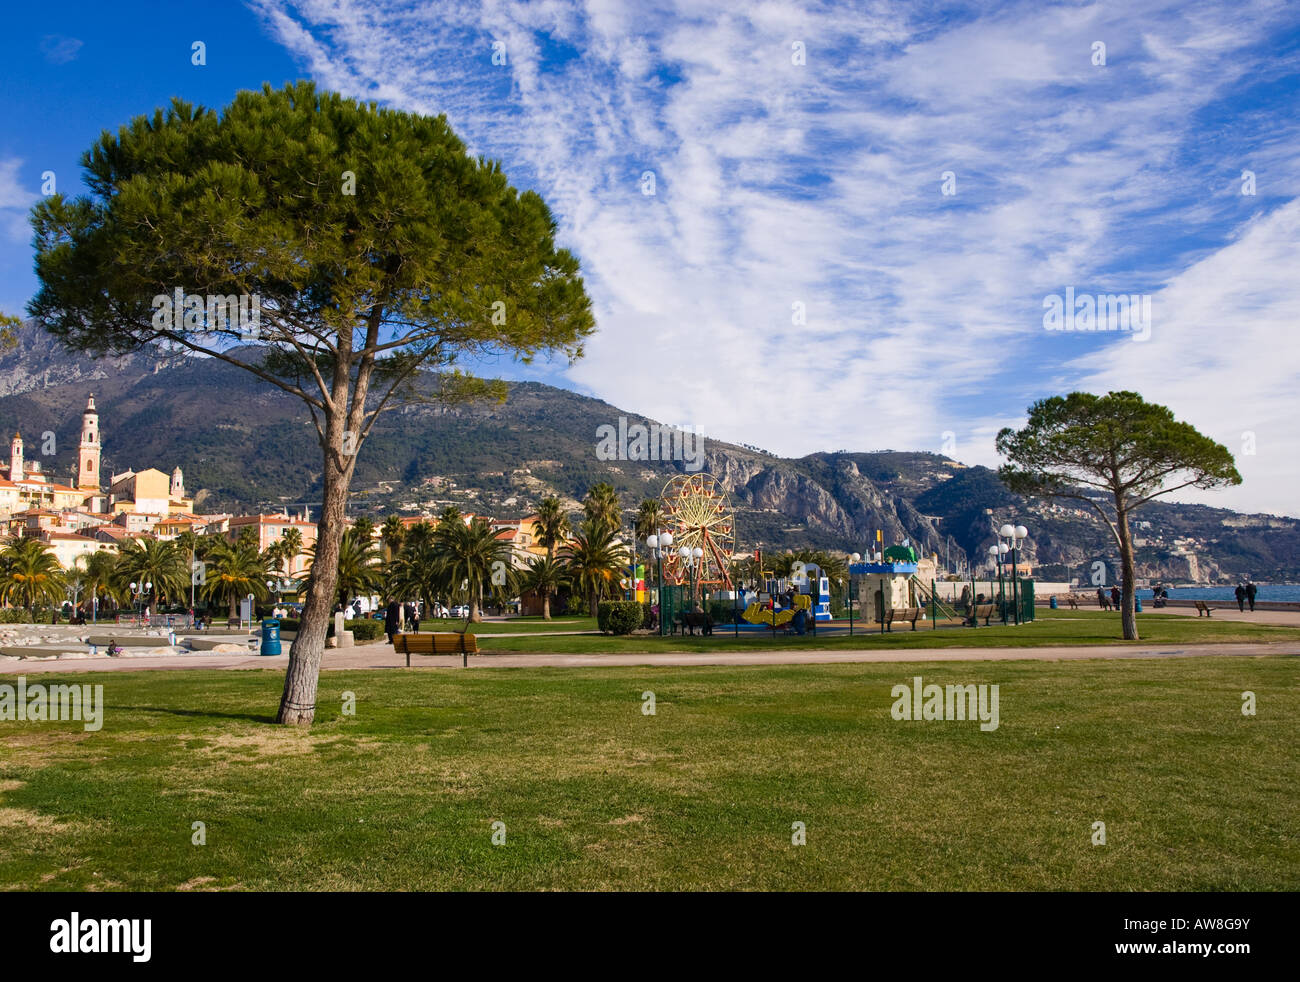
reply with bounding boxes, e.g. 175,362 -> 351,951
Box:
2,638 -> 1294,674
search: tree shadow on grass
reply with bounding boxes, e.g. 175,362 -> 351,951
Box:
116,706 -> 279,725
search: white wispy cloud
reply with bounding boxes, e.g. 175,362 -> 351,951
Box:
253,0 -> 1300,515
0,158 -> 38,247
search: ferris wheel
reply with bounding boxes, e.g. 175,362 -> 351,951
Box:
660,473 -> 735,589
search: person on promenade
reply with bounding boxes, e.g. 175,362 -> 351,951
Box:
1097,587 -> 1108,609
384,599 -> 401,644
1235,583 -> 1246,611
1246,581 -> 1257,612
1110,586 -> 1120,609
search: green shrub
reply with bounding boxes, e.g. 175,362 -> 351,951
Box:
598,600 -> 643,635
708,600 -> 741,625
641,602 -> 655,629
0,608 -> 57,623
565,594 -> 586,616
346,619 -> 384,642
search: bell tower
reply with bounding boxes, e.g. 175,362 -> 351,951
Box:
79,394 -> 101,492
9,432 -> 22,483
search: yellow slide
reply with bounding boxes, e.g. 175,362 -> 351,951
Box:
742,594 -> 810,626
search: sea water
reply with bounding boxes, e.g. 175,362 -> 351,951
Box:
1136,584 -> 1300,603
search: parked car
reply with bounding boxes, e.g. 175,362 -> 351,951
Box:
449,605 -> 469,618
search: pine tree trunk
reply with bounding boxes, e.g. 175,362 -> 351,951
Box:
277,422 -> 350,725
1116,504 -> 1139,641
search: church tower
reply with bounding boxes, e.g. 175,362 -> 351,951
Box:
78,394 -> 101,492
10,432 -> 22,483
171,465 -> 184,500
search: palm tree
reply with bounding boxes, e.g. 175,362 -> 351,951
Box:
174,529 -> 202,607
534,496 -> 571,560
80,549 -> 121,620
351,516 -> 376,543
202,539 -> 271,621
404,519 -> 435,551
385,537 -> 439,616
280,526 -> 304,577
562,518 -> 628,617
336,530 -> 383,608
380,514 -> 406,561
307,528 -> 383,610
0,538 -> 67,617
633,498 -> 662,541
432,515 -> 513,623
523,554 -> 569,621
114,538 -> 189,606
262,539 -> 287,575
583,482 -> 621,536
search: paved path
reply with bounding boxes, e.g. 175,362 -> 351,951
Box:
2,639 -> 1295,674
1137,605 -> 1300,627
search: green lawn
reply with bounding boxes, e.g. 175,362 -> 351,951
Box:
2,656 -> 1295,890
472,608 -> 1300,652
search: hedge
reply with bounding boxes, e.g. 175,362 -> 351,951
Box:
274,617 -> 384,641
598,600 -> 644,635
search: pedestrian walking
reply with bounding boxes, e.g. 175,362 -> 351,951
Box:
1245,581 -> 1257,612
384,599 -> 401,644
1235,583 -> 1246,612
1110,585 -> 1120,610
1097,587 -> 1108,610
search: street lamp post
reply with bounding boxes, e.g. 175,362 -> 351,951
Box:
646,530 -> 673,636
848,553 -> 860,635
1013,524 -> 1027,625
692,547 -> 703,613
998,523 -> 1029,625
988,546 -> 1007,625
679,546 -> 692,612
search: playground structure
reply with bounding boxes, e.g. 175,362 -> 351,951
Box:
848,546 -> 1035,629
739,559 -> 832,634
640,495 -> 1036,635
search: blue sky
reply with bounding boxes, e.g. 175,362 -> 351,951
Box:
2,1 -> 1298,516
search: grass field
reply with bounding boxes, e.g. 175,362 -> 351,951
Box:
2,655 -> 1296,891
466,608 -> 1300,652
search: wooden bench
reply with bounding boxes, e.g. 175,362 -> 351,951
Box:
674,611 -> 713,636
1193,600 -> 1215,617
1064,595 -> 1081,610
876,607 -> 924,632
969,603 -> 997,626
393,631 -> 480,666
